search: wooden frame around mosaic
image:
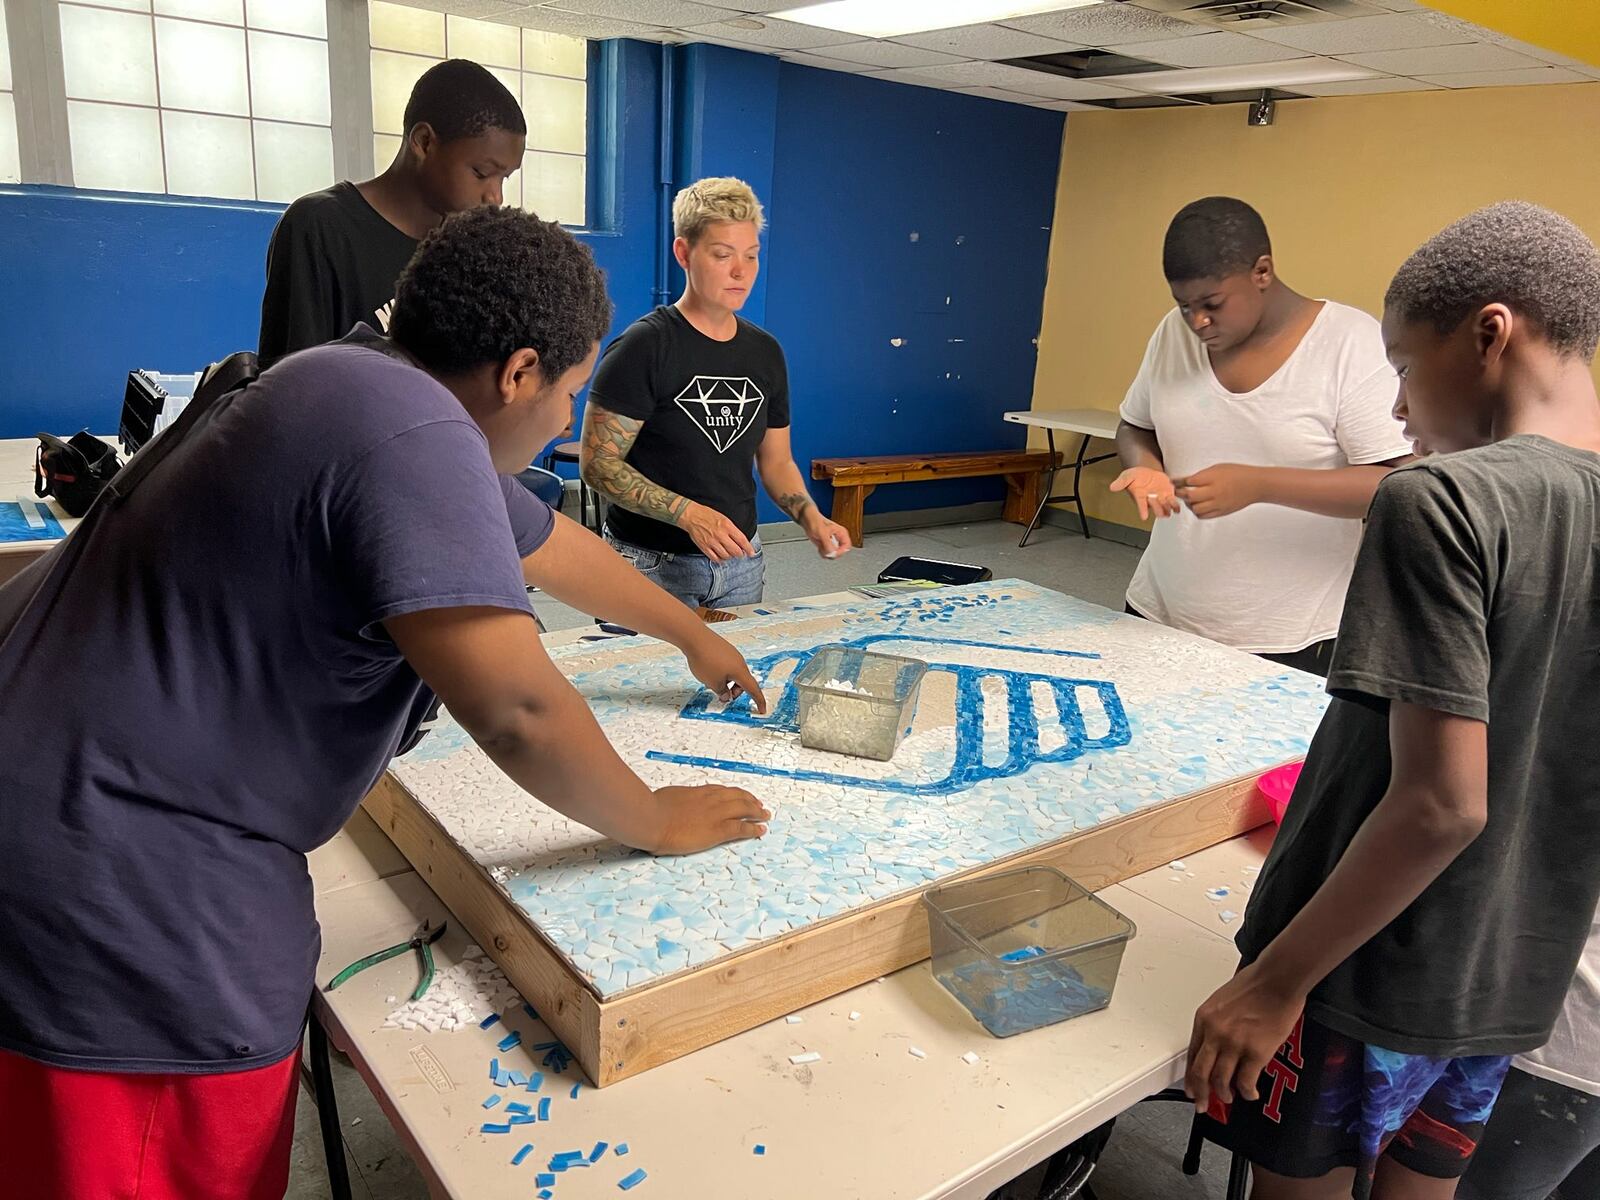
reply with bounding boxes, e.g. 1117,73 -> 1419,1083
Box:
361,765 -> 1275,1088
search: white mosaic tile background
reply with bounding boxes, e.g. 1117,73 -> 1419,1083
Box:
391,582 -> 1329,998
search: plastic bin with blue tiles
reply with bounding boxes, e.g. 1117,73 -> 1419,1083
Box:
793,644 -> 928,761
924,865 -> 1135,1037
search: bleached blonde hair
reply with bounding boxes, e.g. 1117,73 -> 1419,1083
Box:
672,177 -> 765,244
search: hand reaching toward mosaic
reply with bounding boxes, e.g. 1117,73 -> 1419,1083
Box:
649,786 -> 770,855
685,632 -> 768,713
523,515 -> 765,704
384,605 -> 768,854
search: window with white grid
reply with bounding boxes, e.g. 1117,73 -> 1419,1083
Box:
368,2 -> 587,226
0,2 -> 19,183
57,0 -> 334,202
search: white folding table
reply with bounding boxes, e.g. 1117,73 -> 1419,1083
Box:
1002,410 -> 1122,546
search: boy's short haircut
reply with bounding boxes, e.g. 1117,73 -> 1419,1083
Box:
1385,201 -> 1600,361
1163,197 -> 1272,283
403,59 -> 527,142
672,177 -> 765,244
391,206 -> 612,380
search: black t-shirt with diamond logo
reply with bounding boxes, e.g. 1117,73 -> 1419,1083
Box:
588,305 -> 790,555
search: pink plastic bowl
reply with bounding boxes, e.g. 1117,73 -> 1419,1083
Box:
1257,762 -> 1303,825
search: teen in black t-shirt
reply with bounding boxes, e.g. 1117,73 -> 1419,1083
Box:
581,177 -> 851,610
258,59 -> 526,368
1187,203 -> 1600,1200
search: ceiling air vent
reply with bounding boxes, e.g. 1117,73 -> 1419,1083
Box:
1132,0 -> 1388,26
999,48 -> 1172,79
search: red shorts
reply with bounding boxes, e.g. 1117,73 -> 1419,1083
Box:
0,1045 -> 300,1200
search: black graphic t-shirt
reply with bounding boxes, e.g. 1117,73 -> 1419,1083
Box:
258,182 -> 419,368
588,305 -> 790,555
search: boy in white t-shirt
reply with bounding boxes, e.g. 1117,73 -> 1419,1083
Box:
1111,197 -> 1413,674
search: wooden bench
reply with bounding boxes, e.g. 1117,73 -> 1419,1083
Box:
811,449 -> 1060,547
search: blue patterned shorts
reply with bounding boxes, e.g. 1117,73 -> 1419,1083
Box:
1205,1012 -> 1512,1200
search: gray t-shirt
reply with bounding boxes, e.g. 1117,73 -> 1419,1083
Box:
0,332 -> 553,1073
1238,437 -> 1600,1056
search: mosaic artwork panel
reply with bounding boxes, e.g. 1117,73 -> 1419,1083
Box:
392,582 -> 1330,998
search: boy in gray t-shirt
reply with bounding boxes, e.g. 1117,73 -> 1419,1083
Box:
1186,202 -> 1600,1200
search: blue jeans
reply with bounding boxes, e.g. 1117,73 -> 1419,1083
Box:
605,533 -> 765,610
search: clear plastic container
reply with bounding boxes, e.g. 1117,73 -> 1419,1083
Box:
793,644 -> 928,761
923,866 -> 1136,1037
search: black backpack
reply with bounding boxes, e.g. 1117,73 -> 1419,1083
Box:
34,431 -> 123,518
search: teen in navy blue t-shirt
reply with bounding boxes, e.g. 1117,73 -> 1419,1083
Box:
0,209 -> 770,1197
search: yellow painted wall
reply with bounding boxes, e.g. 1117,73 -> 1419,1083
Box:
1428,1 -> 1600,68
1030,82 -> 1600,533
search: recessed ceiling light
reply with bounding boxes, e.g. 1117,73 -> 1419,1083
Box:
1103,59 -> 1380,94
769,0 -> 1102,40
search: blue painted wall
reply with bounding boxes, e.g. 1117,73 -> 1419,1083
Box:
0,38 -> 665,443
0,38 -> 1064,526
765,67 -> 1064,519
0,188 -> 280,438
668,44 -> 780,324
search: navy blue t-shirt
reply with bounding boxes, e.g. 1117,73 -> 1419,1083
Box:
0,333 -> 553,1073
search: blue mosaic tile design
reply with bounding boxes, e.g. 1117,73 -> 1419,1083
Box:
391,582 -> 1329,999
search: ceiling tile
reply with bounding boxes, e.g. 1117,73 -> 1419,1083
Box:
545,0 -> 731,26
807,40 -> 966,68
994,74 -> 1149,100
876,58 -> 1144,99
1416,66 -> 1595,89
1001,5 -> 1203,48
776,49 -> 869,71
952,85 -> 1047,105
1113,31 -> 1307,67
1292,76 -> 1440,96
891,22 -> 1084,60
1338,42 -> 1542,76
1493,42 -> 1600,74
871,60 -> 1027,86
495,5 -> 668,37
427,0 -> 522,17
1424,16 -> 1600,73
1246,12 -> 1475,54
682,15 -> 857,49
865,68 -> 950,90
1021,97 -> 1097,110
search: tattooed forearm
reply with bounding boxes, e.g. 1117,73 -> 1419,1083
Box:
775,491 -> 816,524
580,405 -> 694,525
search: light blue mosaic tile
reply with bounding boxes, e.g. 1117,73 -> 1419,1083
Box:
391,582 -> 1329,998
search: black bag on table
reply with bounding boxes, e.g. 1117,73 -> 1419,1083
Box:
34,431 -> 123,518
877,555 -> 993,586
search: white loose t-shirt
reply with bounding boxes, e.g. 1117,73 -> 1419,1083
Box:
1515,905 -> 1600,1097
1120,301 -> 1410,653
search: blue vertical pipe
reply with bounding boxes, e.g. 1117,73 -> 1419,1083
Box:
653,43 -> 677,308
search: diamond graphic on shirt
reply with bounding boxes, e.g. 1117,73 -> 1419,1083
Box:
673,376 -> 765,454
